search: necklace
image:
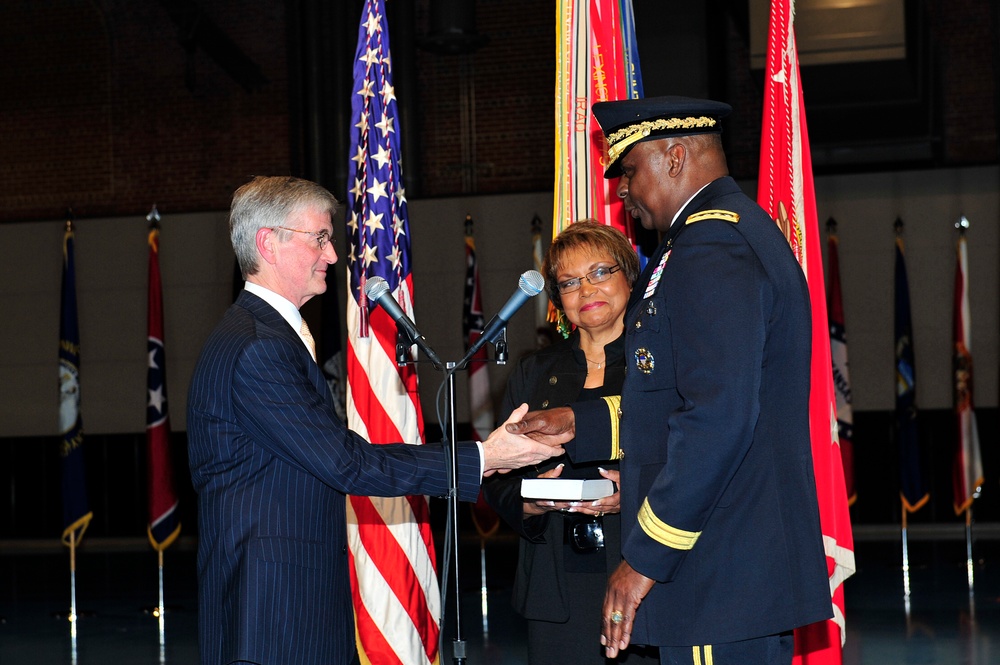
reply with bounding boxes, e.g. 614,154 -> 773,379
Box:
585,357 -> 605,370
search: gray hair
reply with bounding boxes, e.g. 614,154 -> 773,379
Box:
229,175 -> 339,278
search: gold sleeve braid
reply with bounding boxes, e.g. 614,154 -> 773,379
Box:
638,498 -> 701,550
601,395 -> 622,460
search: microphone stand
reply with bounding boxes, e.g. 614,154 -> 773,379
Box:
393,320 -> 508,665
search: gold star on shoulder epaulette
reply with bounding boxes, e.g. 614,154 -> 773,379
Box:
685,209 -> 740,225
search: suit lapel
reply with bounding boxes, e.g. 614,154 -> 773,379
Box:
236,290 -> 331,399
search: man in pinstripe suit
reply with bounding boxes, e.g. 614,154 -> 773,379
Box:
187,176 -> 560,665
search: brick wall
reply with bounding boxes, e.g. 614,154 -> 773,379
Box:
0,1 -> 290,223
0,0 -> 995,223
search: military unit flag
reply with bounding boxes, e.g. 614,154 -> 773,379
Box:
553,0 -> 643,240
146,221 -> 181,551
894,228 -> 928,515
757,0 -> 855,661
59,222 -> 92,547
951,224 -> 983,515
345,1 -> 441,662
826,224 -> 855,506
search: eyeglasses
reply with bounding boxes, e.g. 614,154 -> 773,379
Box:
556,264 -> 621,295
271,226 -> 332,251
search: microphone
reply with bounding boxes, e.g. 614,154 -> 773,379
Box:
364,277 -> 444,369
458,269 -> 545,368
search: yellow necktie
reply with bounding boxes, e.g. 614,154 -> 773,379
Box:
300,318 -> 317,362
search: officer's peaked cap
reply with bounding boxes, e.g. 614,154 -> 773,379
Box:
593,96 -> 732,178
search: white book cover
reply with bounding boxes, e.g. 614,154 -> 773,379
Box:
520,478 -> 615,501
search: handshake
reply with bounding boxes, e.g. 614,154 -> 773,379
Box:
481,404 -> 576,475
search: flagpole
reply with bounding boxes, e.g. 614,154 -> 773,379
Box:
157,548 -> 166,662
965,506 -> 975,594
69,533 -> 79,664
479,538 -> 489,642
901,499 -> 911,601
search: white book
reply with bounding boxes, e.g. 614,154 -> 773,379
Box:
520,478 -> 615,501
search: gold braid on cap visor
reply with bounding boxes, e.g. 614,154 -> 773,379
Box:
606,116 -> 718,165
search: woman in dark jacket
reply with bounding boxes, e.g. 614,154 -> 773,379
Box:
484,222 -> 654,664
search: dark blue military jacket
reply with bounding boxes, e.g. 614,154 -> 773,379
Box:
571,176 -> 832,646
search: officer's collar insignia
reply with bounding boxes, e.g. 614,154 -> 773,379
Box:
685,209 -> 740,225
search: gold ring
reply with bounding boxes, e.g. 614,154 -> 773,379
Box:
610,610 -> 624,624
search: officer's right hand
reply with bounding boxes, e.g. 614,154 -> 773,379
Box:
504,406 -> 576,445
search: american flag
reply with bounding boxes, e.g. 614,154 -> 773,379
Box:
757,0 -> 855,661
345,1 -> 441,663
146,219 -> 180,551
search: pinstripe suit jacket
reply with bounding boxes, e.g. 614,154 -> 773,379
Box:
187,290 -> 482,665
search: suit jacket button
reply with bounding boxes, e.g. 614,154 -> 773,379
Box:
541,400 -> 549,408
618,449 -> 625,459
548,376 -> 558,385
342,546 -> 347,554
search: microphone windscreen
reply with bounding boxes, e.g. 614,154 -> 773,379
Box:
364,276 -> 390,300
519,270 -> 545,296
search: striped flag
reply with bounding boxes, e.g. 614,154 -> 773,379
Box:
951,223 -> 983,515
59,222 -> 92,547
895,229 -> 928,514
463,219 -> 499,538
345,1 -> 440,662
146,219 -> 181,550
826,223 -> 855,506
553,0 -> 642,240
757,0 -> 855,661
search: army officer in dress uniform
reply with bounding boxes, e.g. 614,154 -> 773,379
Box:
507,96 -> 833,665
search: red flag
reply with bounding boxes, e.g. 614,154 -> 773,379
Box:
952,224 -> 983,515
757,0 -> 855,661
826,226 -> 855,506
146,221 -> 180,551
464,222 -> 500,538
345,1 -> 440,662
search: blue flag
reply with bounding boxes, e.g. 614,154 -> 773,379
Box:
59,223 -> 93,546
894,230 -> 928,513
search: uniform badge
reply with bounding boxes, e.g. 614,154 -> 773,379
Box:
642,249 -> 671,299
634,347 -> 654,374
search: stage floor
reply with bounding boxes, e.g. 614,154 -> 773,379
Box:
1,536 -> 999,664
